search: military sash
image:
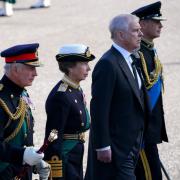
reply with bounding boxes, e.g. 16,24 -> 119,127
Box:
148,76 -> 162,111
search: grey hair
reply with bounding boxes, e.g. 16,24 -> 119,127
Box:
4,63 -> 23,75
109,14 -> 139,39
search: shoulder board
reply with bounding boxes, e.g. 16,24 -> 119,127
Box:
0,84 -> 4,91
57,83 -> 68,92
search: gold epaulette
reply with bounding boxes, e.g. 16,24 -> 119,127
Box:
46,155 -> 63,178
57,82 -> 68,92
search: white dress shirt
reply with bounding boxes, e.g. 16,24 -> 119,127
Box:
113,43 -> 142,89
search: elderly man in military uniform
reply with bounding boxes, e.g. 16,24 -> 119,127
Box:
0,43 -> 50,180
44,44 -> 95,179
0,0 -> 15,16
132,1 -> 168,179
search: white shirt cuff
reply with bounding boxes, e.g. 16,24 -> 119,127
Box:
96,146 -> 111,151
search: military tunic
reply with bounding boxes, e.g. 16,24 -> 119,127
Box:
0,75 -> 34,180
135,39 -> 168,180
44,77 -> 90,180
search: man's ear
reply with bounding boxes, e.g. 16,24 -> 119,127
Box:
117,31 -> 125,41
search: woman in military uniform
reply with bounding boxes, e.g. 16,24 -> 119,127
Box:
44,44 -> 95,180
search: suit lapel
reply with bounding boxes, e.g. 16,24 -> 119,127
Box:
111,46 -> 144,110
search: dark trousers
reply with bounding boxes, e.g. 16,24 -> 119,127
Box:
114,130 -> 143,180
84,131 -> 143,180
65,143 -> 84,180
135,143 -> 162,180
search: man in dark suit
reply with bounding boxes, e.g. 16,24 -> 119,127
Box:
84,14 -> 150,180
132,1 -> 168,179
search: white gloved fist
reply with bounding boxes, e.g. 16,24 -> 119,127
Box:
34,160 -> 51,180
23,147 -> 44,166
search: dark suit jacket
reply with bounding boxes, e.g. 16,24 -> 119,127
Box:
85,46 -> 150,180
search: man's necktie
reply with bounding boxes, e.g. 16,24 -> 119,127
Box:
130,55 -> 145,105
131,57 -> 139,89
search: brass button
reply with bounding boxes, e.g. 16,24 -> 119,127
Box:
80,110 -> 82,115
10,94 -> 14,98
81,122 -> 84,126
75,99 -> 78,103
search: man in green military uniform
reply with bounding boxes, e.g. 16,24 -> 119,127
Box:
0,43 -> 49,180
132,1 -> 168,179
0,0 -> 15,16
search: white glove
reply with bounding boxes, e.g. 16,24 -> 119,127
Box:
23,147 -> 44,166
34,160 -> 51,180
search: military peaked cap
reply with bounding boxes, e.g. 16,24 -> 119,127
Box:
1,43 -> 42,67
132,1 -> 166,21
56,44 -> 95,62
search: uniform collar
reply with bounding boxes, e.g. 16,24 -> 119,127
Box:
0,75 -> 24,96
141,38 -> 154,49
62,75 -> 80,90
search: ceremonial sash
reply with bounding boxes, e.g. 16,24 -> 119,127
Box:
148,76 -> 162,111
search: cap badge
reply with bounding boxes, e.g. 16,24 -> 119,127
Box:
85,47 -> 91,58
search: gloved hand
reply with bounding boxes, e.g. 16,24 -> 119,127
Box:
34,160 -> 51,180
23,147 -> 44,166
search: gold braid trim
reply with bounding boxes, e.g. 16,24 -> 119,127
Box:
138,51 -> 163,90
0,98 -> 27,142
140,149 -> 152,180
0,98 -> 26,120
5,103 -> 26,142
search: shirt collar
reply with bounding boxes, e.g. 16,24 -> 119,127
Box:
112,43 -> 131,60
112,43 -> 132,63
